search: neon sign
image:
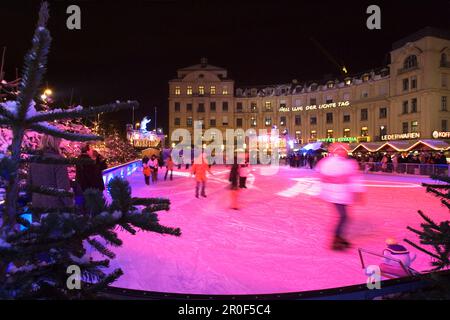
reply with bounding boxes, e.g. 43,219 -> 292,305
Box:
278,100 -> 351,112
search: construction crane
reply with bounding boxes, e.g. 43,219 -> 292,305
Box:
310,37 -> 348,76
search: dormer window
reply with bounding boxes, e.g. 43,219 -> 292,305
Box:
441,53 -> 448,67
210,86 -> 216,95
344,78 -> 352,86
174,86 -> 181,95
404,55 -> 418,70
362,74 -> 370,82
198,86 -> 205,95
327,82 -> 334,89
222,86 -> 228,95
187,86 -> 192,95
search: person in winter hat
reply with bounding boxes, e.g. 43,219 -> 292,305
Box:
316,142 -> 366,250
383,238 -> 416,268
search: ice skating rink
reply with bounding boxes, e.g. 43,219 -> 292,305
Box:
105,165 -> 448,294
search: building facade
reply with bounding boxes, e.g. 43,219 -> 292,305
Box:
168,28 -> 450,147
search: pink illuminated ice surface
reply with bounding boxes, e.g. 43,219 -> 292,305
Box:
102,165 -> 448,295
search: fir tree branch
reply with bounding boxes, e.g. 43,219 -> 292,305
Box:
29,123 -> 103,141
87,238 -> 115,259
16,2 -> 51,120
404,238 -> 442,260
27,185 -> 73,198
26,101 -> 139,123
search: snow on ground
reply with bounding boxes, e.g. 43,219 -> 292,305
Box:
105,165 -> 449,295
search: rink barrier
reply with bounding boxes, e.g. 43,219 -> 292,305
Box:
100,269 -> 450,300
102,159 -> 141,185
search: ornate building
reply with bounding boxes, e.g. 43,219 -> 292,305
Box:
168,28 -> 450,147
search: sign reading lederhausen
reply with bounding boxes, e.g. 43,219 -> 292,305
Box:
279,100 -> 351,112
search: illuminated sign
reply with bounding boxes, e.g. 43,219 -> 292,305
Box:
279,100 -> 350,112
432,131 -> 450,139
381,132 -> 420,141
318,137 -> 358,143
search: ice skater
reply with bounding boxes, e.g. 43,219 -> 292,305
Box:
229,163 -> 240,209
191,154 -> 212,198
316,143 -> 366,250
239,162 -> 250,188
165,155 -> 174,181
149,155 -> 159,183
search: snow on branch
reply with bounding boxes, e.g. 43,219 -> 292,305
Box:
30,123 -> 103,142
26,101 -> 139,123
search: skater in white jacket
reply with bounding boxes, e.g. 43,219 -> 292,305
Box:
316,143 -> 366,250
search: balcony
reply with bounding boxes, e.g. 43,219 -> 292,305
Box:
397,65 -> 419,75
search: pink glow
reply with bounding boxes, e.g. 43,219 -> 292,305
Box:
102,166 -> 448,295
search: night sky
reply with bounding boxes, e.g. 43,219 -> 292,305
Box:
1,0 -> 450,133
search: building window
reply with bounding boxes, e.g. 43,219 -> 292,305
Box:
250,117 -> 257,127
362,74 -> 369,82
402,101 -> 409,114
187,86 -> 192,95
326,112 -> 333,124
325,97 -> 333,104
404,55 -> 418,69
310,98 -> 317,105
442,119 -> 448,131
295,115 -> 301,126
222,86 -> 228,95
175,86 -> 181,95
380,125 -> 387,137
326,129 -> 334,138
442,74 -> 448,88
310,116 -> 317,125
295,130 -> 302,140
442,96 -> 448,111
210,102 -> 216,112
411,98 -> 417,113
210,118 -> 216,126
236,102 -> 243,113
222,101 -> 229,112
198,86 -> 205,95
402,78 -> 409,91
361,91 -> 369,98
174,102 -> 180,112
361,108 -> 368,121
379,107 -> 387,119
187,117 -> 193,127
264,101 -> 272,112
187,103 -> 192,112
236,118 -> 243,127
343,92 -> 351,100
343,114 -> 350,123
210,86 -> 216,95
361,127 -> 369,137
222,116 -> 228,126
310,130 -> 317,140
265,117 -> 272,126
402,122 -> 409,134
251,102 -> 257,112
280,116 -> 286,126
174,118 -> 180,126
197,103 -> 205,113
343,128 -> 351,137
411,121 -> 419,133
280,102 -> 287,110
411,76 -> 417,89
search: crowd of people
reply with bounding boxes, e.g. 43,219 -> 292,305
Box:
287,152 -> 324,169
28,135 -> 108,216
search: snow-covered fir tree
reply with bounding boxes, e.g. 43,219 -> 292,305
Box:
0,2 -> 180,299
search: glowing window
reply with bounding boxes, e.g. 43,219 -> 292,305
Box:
222,86 -> 228,95
187,86 -> 192,95
175,86 -> 181,95
210,86 -> 216,95
199,86 -> 205,95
